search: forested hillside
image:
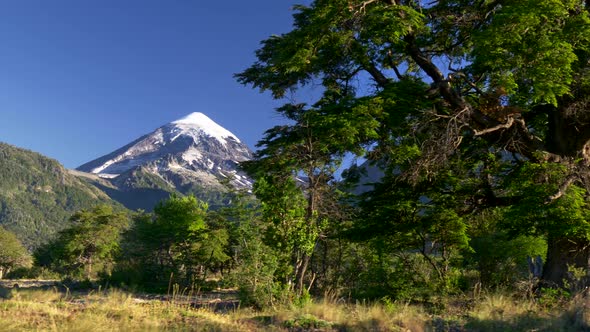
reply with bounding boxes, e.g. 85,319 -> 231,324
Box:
0,143 -> 120,249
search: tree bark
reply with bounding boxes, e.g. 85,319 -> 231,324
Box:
542,236 -> 590,288
295,254 -> 311,295
546,105 -> 590,159
542,107 -> 590,288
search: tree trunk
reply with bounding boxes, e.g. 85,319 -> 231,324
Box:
542,236 -> 590,288
546,105 -> 590,159
87,257 -> 92,280
294,253 -> 311,295
542,107 -> 590,288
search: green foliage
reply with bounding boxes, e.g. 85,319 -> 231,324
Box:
503,162 -> 590,239
469,233 -> 547,287
123,195 -> 207,288
214,192 -> 286,308
232,218 -> 285,308
152,194 -> 208,238
19,0 -> 590,303
471,0 -> 590,105
345,161 -> 474,297
35,205 -> 129,279
236,0 -> 425,99
0,226 -> 32,279
241,100 -> 369,294
111,195 -> 231,290
235,0 -> 590,301
283,314 -> 332,330
538,287 -> 571,310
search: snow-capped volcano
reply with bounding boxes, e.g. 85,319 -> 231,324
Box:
171,112 -> 241,144
77,112 -> 253,194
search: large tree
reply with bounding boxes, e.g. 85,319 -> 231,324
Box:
238,0 -> 590,287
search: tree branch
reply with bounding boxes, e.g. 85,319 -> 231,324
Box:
363,62 -> 390,87
473,116 -> 515,136
349,35 -> 391,88
387,50 -> 404,80
351,0 -> 396,13
404,34 -> 466,110
545,174 -> 578,203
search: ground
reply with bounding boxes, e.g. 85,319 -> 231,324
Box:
0,280 -> 589,331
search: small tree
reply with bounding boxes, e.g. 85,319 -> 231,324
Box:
38,205 -> 129,279
217,192 -> 284,308
114,195 -> 228,288
0,227 -> 32,279
242,103 -> 376,295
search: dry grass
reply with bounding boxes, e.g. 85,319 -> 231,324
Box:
2,287 -> 590,331
255,292 -> 590,331
240,298 -> 430,331
463,291 -> 590,331
0,288 -> 430,331
0,288 -> 250,331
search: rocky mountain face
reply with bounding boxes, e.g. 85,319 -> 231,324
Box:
76,112 -> 253,210
0,143 -> 120,249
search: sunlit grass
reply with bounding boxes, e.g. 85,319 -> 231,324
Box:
464,291 -> 590,331
1,287 -> 590,331
0,288 -> 249,331
0,288 -> 430,331
237,297 -> 430,331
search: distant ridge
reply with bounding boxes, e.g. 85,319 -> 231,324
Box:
0,142 -> 119,249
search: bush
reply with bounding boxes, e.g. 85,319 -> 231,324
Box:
283,314 -> 332,330
468,234 -> 547,288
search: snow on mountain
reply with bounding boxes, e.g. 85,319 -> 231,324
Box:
77,112 -> 253,192
172,112 -> 241,145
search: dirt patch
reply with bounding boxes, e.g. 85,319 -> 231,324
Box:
0,279 -> 60,289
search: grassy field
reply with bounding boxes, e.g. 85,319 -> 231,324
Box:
0,283 -> 589,331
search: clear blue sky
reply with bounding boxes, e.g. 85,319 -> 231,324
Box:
0,1 -> 311,168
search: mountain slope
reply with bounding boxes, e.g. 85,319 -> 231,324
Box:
77,112 -> 253,210
0,143 -> 120,249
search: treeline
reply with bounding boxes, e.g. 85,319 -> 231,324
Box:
0,181 -> 547,309
29,197 -> 230,289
